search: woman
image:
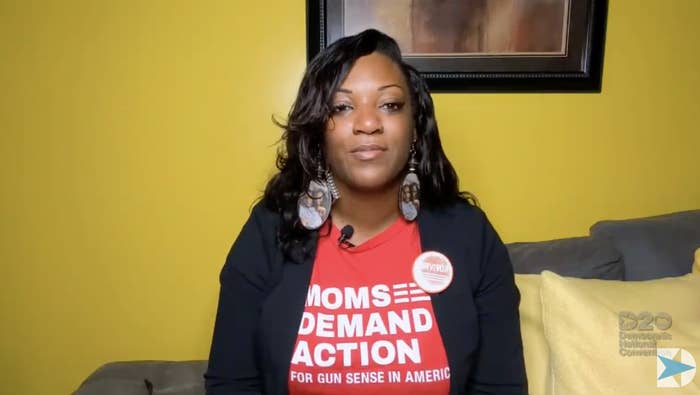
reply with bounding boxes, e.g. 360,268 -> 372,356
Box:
204,29 -> 527,395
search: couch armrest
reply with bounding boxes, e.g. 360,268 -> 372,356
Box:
72,360 -> 207,395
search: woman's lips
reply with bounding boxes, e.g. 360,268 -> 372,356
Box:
350,144 -> 386,160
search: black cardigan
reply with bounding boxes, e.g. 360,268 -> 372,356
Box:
204,200 -> 528,395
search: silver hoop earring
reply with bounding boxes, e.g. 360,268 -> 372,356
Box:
399,143 -> 420,221
298,161 -> 335,230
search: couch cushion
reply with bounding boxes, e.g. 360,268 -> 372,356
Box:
540,262 -> 700,395
72,360 -> 207,395
514,274 -> 550,395
507,234 -> 624,279
590,210 -> 700,280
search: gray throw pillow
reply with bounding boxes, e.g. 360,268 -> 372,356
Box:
590,209 -> 700,280
507,234 -> 624,279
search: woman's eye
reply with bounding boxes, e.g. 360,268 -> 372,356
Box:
332,104 -> 352,113
381,102 -> 405,112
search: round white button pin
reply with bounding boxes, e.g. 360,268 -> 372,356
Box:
412,251 -> 454,294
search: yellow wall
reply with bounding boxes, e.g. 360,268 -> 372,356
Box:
1,1 -> 698,394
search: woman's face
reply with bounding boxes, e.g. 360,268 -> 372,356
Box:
324,52 -> 415,194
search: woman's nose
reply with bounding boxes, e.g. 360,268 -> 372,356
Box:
353,106 -> 382,135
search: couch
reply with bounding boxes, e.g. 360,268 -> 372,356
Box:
72,210 -> 700,395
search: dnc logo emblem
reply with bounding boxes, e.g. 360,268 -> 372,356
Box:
657,348 -> 696,387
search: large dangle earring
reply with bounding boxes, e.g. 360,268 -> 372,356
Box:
399,143 -> 420,221
298,161 -> 336,230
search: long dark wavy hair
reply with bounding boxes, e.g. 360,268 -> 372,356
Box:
263,29 -> 474,262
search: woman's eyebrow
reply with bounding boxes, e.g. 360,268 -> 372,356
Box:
378,84 -> 404,92
334,84 -> 405,95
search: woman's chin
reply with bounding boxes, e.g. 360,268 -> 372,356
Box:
345,177 -> 400,194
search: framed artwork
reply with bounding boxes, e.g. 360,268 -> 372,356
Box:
307,0 -> 608,92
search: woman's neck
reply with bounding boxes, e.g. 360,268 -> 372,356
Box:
330,183 -> 401,246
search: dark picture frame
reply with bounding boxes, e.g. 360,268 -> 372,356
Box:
307,0 -> 608,93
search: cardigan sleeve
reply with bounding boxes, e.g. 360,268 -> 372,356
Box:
466,211 -> 528,395
204,208 -> 273,395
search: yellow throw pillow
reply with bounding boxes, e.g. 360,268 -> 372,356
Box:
515,274 -> 550,395
540,266 -> 700,395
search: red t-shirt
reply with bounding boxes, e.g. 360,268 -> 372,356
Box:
288,217 -> 450,395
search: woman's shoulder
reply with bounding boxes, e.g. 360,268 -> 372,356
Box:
249,199 -> 280,228
220,201 -> 283,284
426,197 -> 489,227
421,197 -> 502,253
227,200 -> 281,254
